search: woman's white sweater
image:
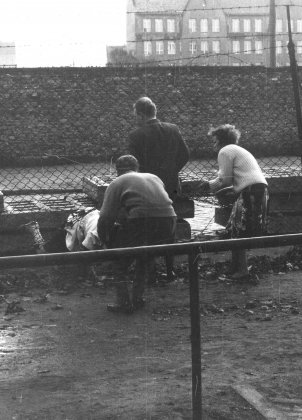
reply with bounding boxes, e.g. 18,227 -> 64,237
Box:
209,144 -> 267,193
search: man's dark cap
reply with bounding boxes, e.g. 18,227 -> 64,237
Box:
115,155 -> 139,171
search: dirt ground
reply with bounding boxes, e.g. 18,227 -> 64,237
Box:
0,249 -> 302,420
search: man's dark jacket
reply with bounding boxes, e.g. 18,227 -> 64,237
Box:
128,119 -> 190,200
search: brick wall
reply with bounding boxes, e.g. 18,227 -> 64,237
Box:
0,66 -> 300,166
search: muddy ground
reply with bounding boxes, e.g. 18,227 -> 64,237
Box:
0,249 -> 302,420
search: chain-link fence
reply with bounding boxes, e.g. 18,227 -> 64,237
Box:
0,66 -> 301,239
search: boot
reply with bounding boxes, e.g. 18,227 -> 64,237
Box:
132,296 -> 146,310
166,254 -> 175,282
132,258 -> 147,310
230,250 -> 249,280
107,277 -> 133,314
146,257 -> 157,285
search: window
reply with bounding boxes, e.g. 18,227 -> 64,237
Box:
232,40 -> 240,54
255,40 -> 263,54
255,19 -> 262,33
168,41 -> 176,55
143,19 -> 151,32
155,19 -> 163,32
167,19 -> 175,32
232,19 -> 240,33
212,19 -> 220,33
243,19 -> 251,32
201,41 -> 209,54
244,40 -> 251,54
212,40 -> 220,53
297,19 -> 302,33
189,18 -> 196,33
144,41 -> 152,56
276,40 -> 282,55
189,41 -> 197,54
156,41 -> 164,55
200,18 -> 208,33
276,19 -> 282,33
297,40 -> 302,54
283,19 -> 294,32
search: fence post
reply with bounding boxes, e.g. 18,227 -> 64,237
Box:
286,5 -> 302,162
188,248 -> 202,420
269,0 -> 276,68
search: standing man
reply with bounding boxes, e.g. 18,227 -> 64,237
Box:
128,97 -> 190,201
97,155 -> 176,314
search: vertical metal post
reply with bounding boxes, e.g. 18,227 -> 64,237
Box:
269,0 -> 276,68
188,248 -> 202,420
286,5 -> 302,161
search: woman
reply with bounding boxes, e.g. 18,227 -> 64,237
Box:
200,124 -> 269,280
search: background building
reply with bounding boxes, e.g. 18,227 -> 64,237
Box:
127,0 -> 188,65
126,0 -> 302,67
0,42 -> 16,68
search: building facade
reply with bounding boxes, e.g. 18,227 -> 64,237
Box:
126,0 -> 302,67
127,0 -> 188,65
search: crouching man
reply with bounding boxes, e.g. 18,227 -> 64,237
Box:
97,155 -> 176,314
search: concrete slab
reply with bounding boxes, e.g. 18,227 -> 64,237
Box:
232,385 -> 292,420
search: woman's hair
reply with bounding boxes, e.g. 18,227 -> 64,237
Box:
208,124 -> 241,146
134,97 -> 157,118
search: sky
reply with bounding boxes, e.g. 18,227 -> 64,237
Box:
0,0 -> 128,67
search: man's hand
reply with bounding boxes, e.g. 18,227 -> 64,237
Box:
198,180 -> 210,193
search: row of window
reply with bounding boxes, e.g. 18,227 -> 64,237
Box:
189,17 -> 262,33
276,19 -> 302,33
189,40 -> 265,55
143,40 -> 265,56
143,39 -> 302,56
143,18 -> 177,33
142,17 -> 302,35
144,40 -> 177,55
229,18 -> 262,33
227,18 -> 300,34
189,18 -> 220,33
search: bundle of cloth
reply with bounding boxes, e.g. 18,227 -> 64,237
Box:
24,207 -> 103,254
65,207 -> 103,252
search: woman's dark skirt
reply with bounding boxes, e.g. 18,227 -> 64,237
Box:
225,183 -> 269,239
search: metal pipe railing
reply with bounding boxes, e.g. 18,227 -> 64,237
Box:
0,233 -> 301,269
0,232 -> 302,420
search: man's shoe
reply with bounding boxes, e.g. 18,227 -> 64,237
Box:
107,303 -> 134,314
132,297 -> 146,310
230,271 -> 250,281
